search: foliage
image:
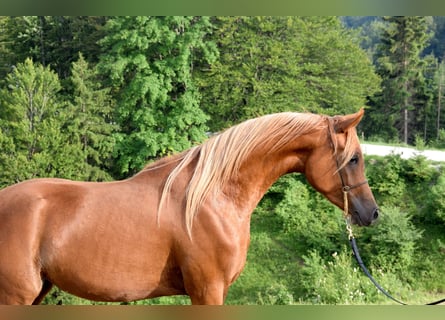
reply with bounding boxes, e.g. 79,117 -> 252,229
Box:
66,53 -> 116,181
366,17 -> 433,144
195,16 -> 380,131
0,16 -> 108,81
298,247 -> 419,305
357,206 -> 423,274
424,16 -> 445,61
403,154 -> 438,183
341,16 -> 387,63
299,249 -> 377,304
0,58 -> 83,185
271,174 -> 344,256
428,170 -> 445,223
98,16 -> 215,177
364,155 -> 406,206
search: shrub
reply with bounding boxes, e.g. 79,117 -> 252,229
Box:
402,155 -> 437,184
256,283 -> 295,305
272,174 -> 343,255
429,171 -> 445,224
429,129 -> 445,148
357,206 -> 423,277
298,248 -> 378,304
365,155 -> 406,207
298,246 -> 418,305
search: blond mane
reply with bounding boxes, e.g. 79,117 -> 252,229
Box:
157,112 -> 356,237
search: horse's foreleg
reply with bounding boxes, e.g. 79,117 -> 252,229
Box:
0,280 -> 48,305
0,268 -> 52,305
32,280 -> 53,305
182,268 -> 227,305
188,281 -> 227,305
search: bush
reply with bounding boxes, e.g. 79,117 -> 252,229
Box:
402,155 -> 438,184
429,171 -> 445,224
298,245 -> 420,304
357,206 -> 423,278
256,283 -> 295,305
429,129 -> 445,148
298,248 -> 380,304
272,174 -> 343,255
365,155 -> 406,207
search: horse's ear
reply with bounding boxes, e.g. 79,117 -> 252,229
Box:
333,108 -> 365,133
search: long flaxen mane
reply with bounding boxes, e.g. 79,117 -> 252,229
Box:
155,112 -> 357,237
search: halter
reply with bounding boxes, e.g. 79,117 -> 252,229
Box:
326,118 -> 368,222
336,164 -> 368,222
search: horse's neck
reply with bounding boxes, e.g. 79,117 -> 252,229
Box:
221,143 -> 309,215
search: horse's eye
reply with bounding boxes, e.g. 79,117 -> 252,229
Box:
350,154 -> 359,165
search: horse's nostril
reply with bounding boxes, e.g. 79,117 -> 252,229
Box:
373,208 -> 379,220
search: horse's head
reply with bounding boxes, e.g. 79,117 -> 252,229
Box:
304,109 -> 379,226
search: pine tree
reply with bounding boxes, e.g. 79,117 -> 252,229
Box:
98,16 -> 216,177
66,53 -> 116,181
437,61 -> 445,138
0,58 -> 84,184
370,16 -> 432,144
425,16 -> 445,62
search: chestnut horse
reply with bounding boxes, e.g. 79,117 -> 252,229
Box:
0,109 -> 378,305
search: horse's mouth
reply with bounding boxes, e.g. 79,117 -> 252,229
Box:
352,208 -> 379,226
351,212 -> 365,226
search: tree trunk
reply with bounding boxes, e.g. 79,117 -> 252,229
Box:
438,61 -> 444,139
403,76 -> 409,144
404,107 -> 408,144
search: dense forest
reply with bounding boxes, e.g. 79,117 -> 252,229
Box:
1,16 -> 445,183
0,16 -> 444,304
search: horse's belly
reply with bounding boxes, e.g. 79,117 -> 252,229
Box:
41,223 -> 184,302
45,244 -> 184,302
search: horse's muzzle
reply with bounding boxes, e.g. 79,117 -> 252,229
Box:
353,207 -> 379,226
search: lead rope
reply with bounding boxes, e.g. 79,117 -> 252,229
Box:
343,190 -> 406,305
343,189 -> 445,305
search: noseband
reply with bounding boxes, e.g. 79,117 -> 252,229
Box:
337,165 -> 368,223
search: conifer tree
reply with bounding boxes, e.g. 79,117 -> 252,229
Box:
0,16 -> 108,81
66,53 -> 116,181
370,16 -> 431,143
0,58 -> 84,184
98,16 -> 216,177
